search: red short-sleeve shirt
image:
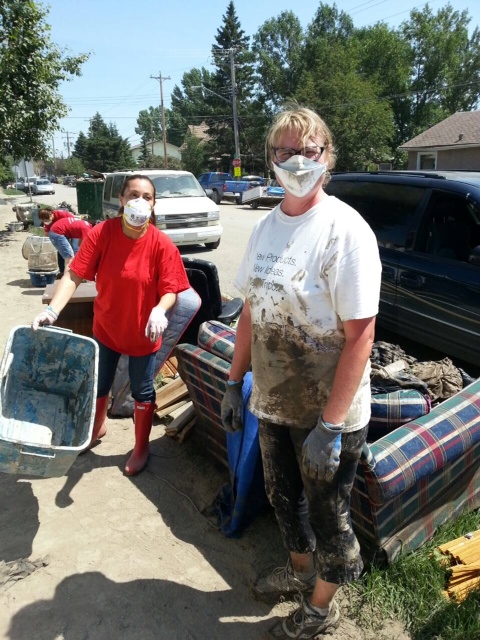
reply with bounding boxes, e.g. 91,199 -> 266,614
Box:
44,210 -> 75,234
69,219 -> 190,356
50,218 -> 92,239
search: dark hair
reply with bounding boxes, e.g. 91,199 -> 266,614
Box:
38,209 -> 54,221
119,174 -> 156,224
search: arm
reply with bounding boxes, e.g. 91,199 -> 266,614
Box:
45,270 -> 83,316
228,299 -> 252,382
157,292 -> 176,314
322,316 -> 376,425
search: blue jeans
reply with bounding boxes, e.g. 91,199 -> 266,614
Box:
95,338 -> 157,403
49,231 -> 75,259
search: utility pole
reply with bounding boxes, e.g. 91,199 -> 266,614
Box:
229,48 -> 240,163
151,71 -> 171,168
52,137 -> 56,170
62,132 -> 76,158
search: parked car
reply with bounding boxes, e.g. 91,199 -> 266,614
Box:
32,179 -> 55,196
197,172 -> 232,205
103,170 -> 222,250
23,177 -> 37,193
325,170 -> 480,367
222,175 -> 267,204
63,175 -> 77,186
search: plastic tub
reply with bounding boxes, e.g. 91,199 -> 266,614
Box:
22,235 -> 58,271
8,221 -> 24,232
0,325 -> 98,477
27,270 -> 58,287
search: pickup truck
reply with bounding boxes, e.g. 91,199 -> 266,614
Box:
197,172 -> 232,205
325,170 -> 480,368
222,175 -> 267,204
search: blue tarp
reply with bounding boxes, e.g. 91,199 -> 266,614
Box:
215,372 -> 267,538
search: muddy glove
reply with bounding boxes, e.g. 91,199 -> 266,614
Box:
221,380 -> 244,433
32,305 -> 58,331
145,307 -> 168,343
302,416 -> 344,482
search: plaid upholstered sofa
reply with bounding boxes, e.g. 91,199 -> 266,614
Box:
175,320 -> 480,564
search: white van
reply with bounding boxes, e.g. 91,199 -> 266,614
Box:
102,170 -> 222,250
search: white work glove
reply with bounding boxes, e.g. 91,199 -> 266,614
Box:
302,415 -> 344,482
32,306 -> 58,331
221,380 -> 244,433
145,307 -> 168,342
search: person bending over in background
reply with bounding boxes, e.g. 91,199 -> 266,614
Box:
47,217 -> 93,273
32,175 -> 190,476
221,105 -> 381,639
38,208 -> 76,276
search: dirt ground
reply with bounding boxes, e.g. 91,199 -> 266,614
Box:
0,196 -> 411,640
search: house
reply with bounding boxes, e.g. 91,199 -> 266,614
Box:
130,140 -> 181,164
179,123 -> 212,152
398,111 -> 480,171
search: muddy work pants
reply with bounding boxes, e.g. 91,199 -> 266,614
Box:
258,420 -> 367,585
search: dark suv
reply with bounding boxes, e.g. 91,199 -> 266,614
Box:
325,171 -> 480,367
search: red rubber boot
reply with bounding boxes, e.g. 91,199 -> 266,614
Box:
82,395 -> 109,452
124,401 -> 155,476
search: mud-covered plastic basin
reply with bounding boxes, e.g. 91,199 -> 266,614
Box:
0,325 -> 98,477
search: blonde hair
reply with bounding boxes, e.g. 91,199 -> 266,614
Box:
265,104 -> 337,180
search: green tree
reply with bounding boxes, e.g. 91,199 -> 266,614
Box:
355,23 -> 412,165
140,155 -> 182,170
73,113 -> 134,172
252,11 -> 305,105
0,156 -> 14,185
401,3 -> 480,137
207,1 -> 256,163
181,133 -> 206,175
0,0 -> 89,160
64,156 -> 85,177
135,106 -> 162,162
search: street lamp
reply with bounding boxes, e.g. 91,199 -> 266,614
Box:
191,84 -> 240,164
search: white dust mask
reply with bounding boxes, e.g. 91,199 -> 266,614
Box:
123,198 -> 151,228
273,155 -> 327,198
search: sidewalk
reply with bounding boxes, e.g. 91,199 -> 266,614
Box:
0,201 -> 409,640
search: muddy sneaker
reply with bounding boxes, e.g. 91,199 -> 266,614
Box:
265,598 -> 340,639
253,560 -> 316,603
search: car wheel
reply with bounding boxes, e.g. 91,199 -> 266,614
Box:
212,190 -> 221,205
205,238 -> 221,250
250,202 -> 259,209
236,196 -> 242,205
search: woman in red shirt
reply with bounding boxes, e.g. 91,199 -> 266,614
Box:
38,208 -> 76,275
48,218 -> 93,272
32,175 -> 190,475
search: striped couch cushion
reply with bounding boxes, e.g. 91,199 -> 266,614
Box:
368,389 -> 431,442
197,320 -> 236,363
362,383 -> 480,505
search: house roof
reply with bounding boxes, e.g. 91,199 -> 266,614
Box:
398,111 -> 480,150
179,122 -> 212,152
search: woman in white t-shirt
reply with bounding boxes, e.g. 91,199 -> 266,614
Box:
221,105 -> 381,639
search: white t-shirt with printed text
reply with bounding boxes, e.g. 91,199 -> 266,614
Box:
235,194 -> 381,431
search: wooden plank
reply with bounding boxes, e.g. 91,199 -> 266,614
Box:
165,402 -> 195,436
156,399 -> 189,420
155,377 -> 189,411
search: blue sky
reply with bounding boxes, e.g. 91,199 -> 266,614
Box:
45,0 -> 480,158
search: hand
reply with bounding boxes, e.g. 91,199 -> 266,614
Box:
145,307 -> 168,342
32,307 -> 57,331
221,382 -> 244,433
302,417 -> 343,482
